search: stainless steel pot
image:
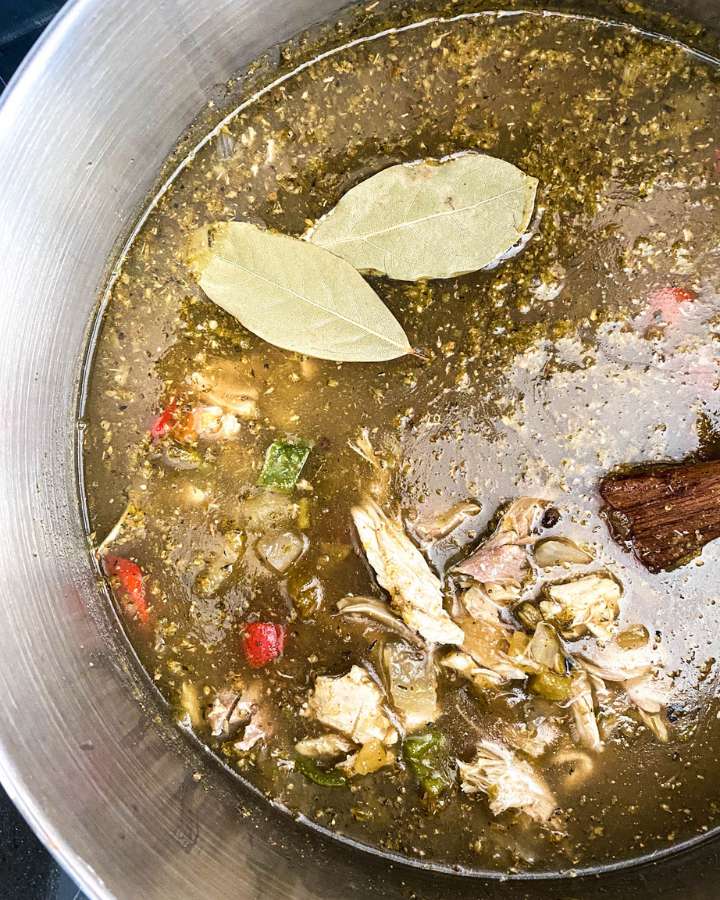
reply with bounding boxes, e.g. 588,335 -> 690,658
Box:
0,1 -> 718,897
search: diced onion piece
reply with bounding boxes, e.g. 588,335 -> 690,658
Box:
381,641 -> 439,733
336,596 -> 422,645
256,529 -> 307,573
534,537 -> 594,568
524,622 -> 566,675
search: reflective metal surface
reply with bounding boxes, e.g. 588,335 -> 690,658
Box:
0,1 -> 718,898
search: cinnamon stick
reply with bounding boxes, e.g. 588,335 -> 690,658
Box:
599,459 -> 720,572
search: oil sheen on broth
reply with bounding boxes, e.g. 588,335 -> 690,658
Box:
82,10 -> 720,873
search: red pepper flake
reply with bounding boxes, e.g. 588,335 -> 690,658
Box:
243,622 -> 285,668
103,555 -> 149,624
150,400 -> 177,442
647,286 -> 696,324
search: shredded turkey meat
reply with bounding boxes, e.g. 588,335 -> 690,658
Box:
569,671 -> 603,752
577,639 -> 656,682
577,638 -> 671,742
503,718 -> 560,758
304,665 -> 398,745
457,598 -> 528,682
206,689 -> 254,738
294,733 -> 355,759
458,741 -> 558,823
441,650 -> 505,689
540,573 -> 621,640
454,497 -> 548,599
625,673 -> 672,742
351,499 -> 463,645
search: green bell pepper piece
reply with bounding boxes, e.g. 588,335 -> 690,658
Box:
403,729 -> 453,799
295,754 -> 348,788
258,440 -> 310,491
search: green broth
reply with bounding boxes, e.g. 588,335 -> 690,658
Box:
82,9 -> 720,873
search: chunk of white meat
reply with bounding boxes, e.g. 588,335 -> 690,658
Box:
456,598 -> 528,682
569,671 -> 602,752
462,585 -> 503,621
624,672 -> 670,714
441,650 -> 505,690
294,733 -> 355,759
351,499 -> 463,645
458,741 -> 557,823
577,639 -> 656,682
191,359 -> 259,419
206,690 -> 254,738
456,543 -> 529,587
190,405 -> 241,441
235,721 -> 266,752
454,497 -> 549,599
304,665 -> 398,746
625,673 -> 672,743
503,718 -> 560,759
578,641 -> 671,742
381,641 -> 440,733
539,573 -> 621,640
207,683 -> 272,751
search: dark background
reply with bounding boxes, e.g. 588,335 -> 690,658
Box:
0,8 -> 88,898
0,0 -> 59,87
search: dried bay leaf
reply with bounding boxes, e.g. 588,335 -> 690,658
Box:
307,152 -> 538,281
192,222 -> 412,362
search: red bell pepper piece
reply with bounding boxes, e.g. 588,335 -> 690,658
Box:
647,286 -> 696,324
103,555 -> 149,624
150,400 -> 178,442
243,622 -> 285,668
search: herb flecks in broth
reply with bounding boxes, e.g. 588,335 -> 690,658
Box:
83,10 -> 720,875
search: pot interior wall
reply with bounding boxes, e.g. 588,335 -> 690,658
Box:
0,1 -> 718,898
